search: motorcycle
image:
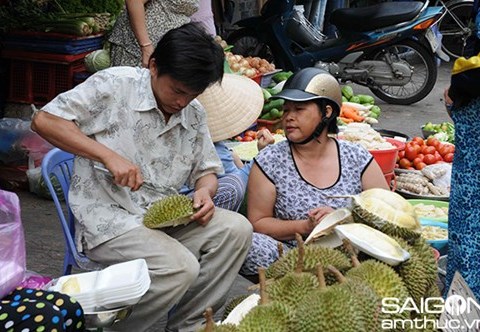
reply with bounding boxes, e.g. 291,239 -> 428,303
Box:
227,0 -> 446,105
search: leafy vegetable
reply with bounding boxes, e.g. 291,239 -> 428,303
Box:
85,49 -> 111,73
422,121 -> 455,144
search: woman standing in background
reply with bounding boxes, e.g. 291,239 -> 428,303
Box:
444,53 -> 480,300
109,0 -> 199,67
191,0 -> 217,36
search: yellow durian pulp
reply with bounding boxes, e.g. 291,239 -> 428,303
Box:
356,191 -> 420,231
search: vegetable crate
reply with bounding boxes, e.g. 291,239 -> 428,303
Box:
2,49 -> 89,105
3,31 -> 104,55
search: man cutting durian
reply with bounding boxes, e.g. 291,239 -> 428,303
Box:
31,23 -> 253,332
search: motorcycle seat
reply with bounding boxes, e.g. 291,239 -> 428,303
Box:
330,1 -> 424,32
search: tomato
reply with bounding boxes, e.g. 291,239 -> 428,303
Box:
444,144 -> 455,155
404,145 -> 418,161
417,153 -> 425,161
398,150 -> 405,159
423,154 -> 437,165
415,162 -> 427,170
426,137 -> 440,148
242,136 -> 254,142
434,151 -> 443,162
244,130 -> 257,139
412,136 -> 425,146
399,158 -> 412,169
234,136 -> 243,142
444,152 -> 454,162
412,157 -> 423,167
438,145 -> 450,157
422,146 -> 436,155
413,144 -> 422,154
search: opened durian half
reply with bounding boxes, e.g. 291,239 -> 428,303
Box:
143,194 -> 195,228
334,223 -> 410,266
350,188 -> 421,240
304,208 -> 352,245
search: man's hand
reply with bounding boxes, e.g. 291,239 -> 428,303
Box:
103,156 -> 144,191
256,128 -> 275,151
191,187 -> 215,226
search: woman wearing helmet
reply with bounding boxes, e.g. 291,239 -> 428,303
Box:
240,68 -> 388,279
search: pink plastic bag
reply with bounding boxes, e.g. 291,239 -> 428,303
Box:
0,190 -> 26,298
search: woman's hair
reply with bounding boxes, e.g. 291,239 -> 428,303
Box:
315,99 -> 340,134
152,22 -> 225,93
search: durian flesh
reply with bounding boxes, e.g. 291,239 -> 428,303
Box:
352,188 -> 421,239
143,194 -> 194,228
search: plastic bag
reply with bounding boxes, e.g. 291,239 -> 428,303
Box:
0,190 -> 26,299
421,163 -> 452,192
19,271 -> 52,289
0,117 -> 53,167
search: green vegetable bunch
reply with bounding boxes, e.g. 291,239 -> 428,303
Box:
422,122 -> 455,144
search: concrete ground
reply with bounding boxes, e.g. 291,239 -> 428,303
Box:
8,61 -> 453,331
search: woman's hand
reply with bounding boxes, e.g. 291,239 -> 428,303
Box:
444,87 -> 453,115
307,206 -> 335,227
141,44 -> 154,68
257,128 -> 275,151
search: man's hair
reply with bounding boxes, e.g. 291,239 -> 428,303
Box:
152,22 -> 225,93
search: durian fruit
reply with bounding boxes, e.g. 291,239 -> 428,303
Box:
346,259 -> 410,323
237,268 -> 296,332
328,265 -> 382,332
222,294 -> 261,326
266,234 -> 319,308
393,236 -> 439,307
143,194 -> 194,228
293,265 -> 365,332
265,244 -> 351,284
199,307 -> 239,332
350,188 -> 421,240
408,284 -> 442,332
222,295 -> 250,321
237,301 -> 294,332
304,208 -> 353,244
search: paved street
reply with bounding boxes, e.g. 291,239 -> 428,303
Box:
9,61 -> 454,330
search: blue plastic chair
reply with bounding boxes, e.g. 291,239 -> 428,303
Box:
41,148 -> 103,275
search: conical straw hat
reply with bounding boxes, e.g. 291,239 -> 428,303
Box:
197,73 -> 264,142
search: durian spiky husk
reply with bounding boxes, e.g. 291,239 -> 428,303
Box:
337,278 -> 382,332
237,301 -> 295,332
198,323 -> 239,332
294,286 -> 365,332
222,294 -> 250,321
266,272 -> 319,308
394,236 -> 439,307
346,260 -> 410,323
143,194 -> 194,228
351,188 -> 421,240
265,245 -> 351,284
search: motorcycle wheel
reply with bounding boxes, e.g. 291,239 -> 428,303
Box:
366,39 -> 437,105
226,28 -> 276,64
437,0 -> 475,59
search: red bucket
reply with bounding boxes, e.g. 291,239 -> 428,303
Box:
369,138 -> 405,175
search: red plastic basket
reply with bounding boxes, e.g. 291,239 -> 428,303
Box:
3,50 -> 88,105
369,138 -> 405,175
